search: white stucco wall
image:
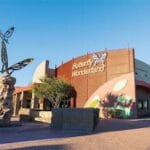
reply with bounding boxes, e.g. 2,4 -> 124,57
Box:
32,60 -> 49,83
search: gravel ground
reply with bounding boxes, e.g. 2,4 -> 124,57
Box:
0,118 -> 149,150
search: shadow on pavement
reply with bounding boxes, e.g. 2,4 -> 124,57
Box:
12,144 -> 74,150
94,118 -> 150,133
0,122 -> 84,144
0,118 -> 149,145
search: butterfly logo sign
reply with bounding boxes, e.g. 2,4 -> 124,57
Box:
92,52 -> 107,66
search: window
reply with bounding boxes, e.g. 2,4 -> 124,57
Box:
26,99 -> 31,108
138,101 -> 143,109
144,100 -> 148,110
138,100 -> 149,111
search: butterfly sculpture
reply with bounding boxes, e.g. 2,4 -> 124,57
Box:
0,27 -> 33,75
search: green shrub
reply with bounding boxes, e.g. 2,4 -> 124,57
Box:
103,108 -> 125,118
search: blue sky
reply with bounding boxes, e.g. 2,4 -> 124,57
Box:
0,0 -> 150,86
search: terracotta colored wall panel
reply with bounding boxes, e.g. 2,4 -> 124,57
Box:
129,49 -> 135,72
72,76 -> 88,107
56,61 -> 72,82
107,55 -> 129,66
107,64 -> 129,75
88,74 -> 106,98
108,49 -> 129,56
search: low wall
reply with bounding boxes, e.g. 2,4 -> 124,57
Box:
30,110 -> 52,123
51,108 -> 99,133
19,108 -> 31,122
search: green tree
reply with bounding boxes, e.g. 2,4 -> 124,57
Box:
34,77 -> 76,108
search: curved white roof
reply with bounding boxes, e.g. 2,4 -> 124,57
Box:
32,60 -> 49,83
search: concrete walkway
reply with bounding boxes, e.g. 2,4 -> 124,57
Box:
0,118 -> 150,150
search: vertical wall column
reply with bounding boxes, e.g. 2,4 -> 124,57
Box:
12,94 -> 17,116
31,91 -> 39,109
31,91 -> 35,109
20,91 -> 24,108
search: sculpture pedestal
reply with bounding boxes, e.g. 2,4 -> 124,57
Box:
0,75 -> 16,126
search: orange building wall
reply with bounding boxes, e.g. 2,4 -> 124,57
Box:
56,48 -> 135,107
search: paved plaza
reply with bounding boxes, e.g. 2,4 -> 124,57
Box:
0,118 -> 150,150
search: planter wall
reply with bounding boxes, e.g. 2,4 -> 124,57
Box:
51,108 -> 99,133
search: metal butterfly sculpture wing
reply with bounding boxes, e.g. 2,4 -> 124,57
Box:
0,27 -> 33,75
7,58 -> 34,75
0,27 -> 14,43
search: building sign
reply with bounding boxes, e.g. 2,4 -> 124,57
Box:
72,52 -> 107,77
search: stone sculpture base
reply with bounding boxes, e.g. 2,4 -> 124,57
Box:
0,74 -> 16,126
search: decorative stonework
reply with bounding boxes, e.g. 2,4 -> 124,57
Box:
0,75 -> 16,125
